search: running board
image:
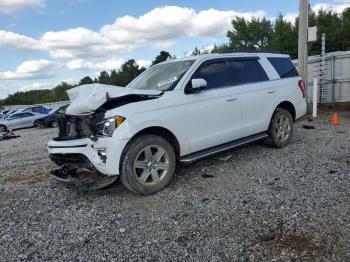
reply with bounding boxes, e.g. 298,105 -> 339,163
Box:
180,132 -> 268,164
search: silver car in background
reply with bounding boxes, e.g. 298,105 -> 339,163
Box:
0,112 -> 43,132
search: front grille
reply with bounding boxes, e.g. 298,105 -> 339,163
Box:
55,115 -> 92,141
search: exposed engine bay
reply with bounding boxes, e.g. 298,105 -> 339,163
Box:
55,84 -> 163,141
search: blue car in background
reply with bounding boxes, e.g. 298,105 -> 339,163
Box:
17,106 -> 50,115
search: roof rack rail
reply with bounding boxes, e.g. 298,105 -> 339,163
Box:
218,50 -> 281,54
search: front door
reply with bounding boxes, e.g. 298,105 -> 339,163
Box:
183,60 -> 242,153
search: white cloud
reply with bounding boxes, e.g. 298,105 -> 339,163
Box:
283,13 -> 298,24
283,1 -> 350,24
67,58 -> 151,71
0,30 -> 44,51
136,60 -> 151,68
0,6 -> 267,59
0,59 -> 60,80
313,1 -> 350,13
101,6 -> 265,47
67,58 -> 124,71
0,0 -> 45,13
190,9 -> 265,38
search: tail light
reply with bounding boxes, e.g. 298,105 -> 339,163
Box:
298,80 -> 306,98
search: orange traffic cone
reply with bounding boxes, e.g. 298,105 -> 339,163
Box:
331,112 -> 339,125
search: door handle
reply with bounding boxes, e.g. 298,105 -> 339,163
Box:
225,96 -> 237,102
267,90 -> 276,94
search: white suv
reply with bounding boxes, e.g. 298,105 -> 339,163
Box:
48,52 -> 307,194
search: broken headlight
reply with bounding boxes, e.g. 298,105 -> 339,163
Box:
97,116 -> 125,137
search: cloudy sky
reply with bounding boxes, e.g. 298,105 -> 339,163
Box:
0,0 -> 349,99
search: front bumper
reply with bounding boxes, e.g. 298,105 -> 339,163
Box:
47,136 -> 129,176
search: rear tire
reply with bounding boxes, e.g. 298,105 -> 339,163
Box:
266,108 -> 293,148
120,135 -> 176,195
34,120 -> 44,128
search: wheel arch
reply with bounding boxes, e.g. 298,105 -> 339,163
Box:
123,126 -> 181,159
275,101 -> 296,121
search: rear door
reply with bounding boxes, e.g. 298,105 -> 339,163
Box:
228,58 -> 274,137
183,59 -> 242,153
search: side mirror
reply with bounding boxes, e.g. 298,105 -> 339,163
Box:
186,78 -> 207,94
192,78 -> 207,89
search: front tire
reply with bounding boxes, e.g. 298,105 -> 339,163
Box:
120,135 -> 176,195
0,125 -> 7,132
266,108 -> 294,148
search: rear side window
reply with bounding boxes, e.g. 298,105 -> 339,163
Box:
193,62 -> 230,89
228,60 -> 269,85
268,57 -> 299,78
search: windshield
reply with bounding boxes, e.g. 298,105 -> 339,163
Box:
127,60 -> 195,91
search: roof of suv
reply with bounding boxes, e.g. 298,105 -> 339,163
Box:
163,52 -> 290,64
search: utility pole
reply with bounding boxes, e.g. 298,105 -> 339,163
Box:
298,0 -> 309,100
320,33 -> 326,103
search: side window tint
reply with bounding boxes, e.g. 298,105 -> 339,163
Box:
193,62 -> 230,89
23,113 -> 33,117
9,114 -> 21,119
268,57 -> 299,78
229,60 -> 269,84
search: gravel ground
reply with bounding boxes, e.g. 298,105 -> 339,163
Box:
0,112 -> 349,261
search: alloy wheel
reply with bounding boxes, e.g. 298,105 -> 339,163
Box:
133,145 -> 170,185
275,115 -> 291,142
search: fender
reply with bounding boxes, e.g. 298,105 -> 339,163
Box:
112,119 -> 190,156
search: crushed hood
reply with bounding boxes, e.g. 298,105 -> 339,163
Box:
66,84 -> 163,115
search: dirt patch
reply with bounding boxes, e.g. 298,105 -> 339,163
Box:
332,155 -> 350,166
4,172 -> 48,185
259,231 -> 338,259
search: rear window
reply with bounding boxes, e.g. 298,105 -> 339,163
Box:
228,59 -> 269,84
268,57 -> 299,78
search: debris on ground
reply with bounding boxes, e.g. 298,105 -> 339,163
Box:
302,124 -> 315,129
202,174 -> 215,178
218,154 -> 233,161
50,168 -> 118,191
0,129 -> 20,141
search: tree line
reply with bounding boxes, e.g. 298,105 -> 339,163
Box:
210,8 -> 350,58
1,7 -> 350,106
0,51 -> 172,106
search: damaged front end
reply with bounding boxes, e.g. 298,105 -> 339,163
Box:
48,84 -> 163,190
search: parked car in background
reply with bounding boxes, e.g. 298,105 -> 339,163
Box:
48,52 -> 307,195
35,105 -> 69,127
0,109 -> 10,115
0,112 -> 44,132
18,106 -> 50,114
4,109 -> 18,117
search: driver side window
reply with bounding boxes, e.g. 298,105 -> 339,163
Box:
22,113 -> 34,118
8,113 -> 22,120
192,61 -> 230,90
